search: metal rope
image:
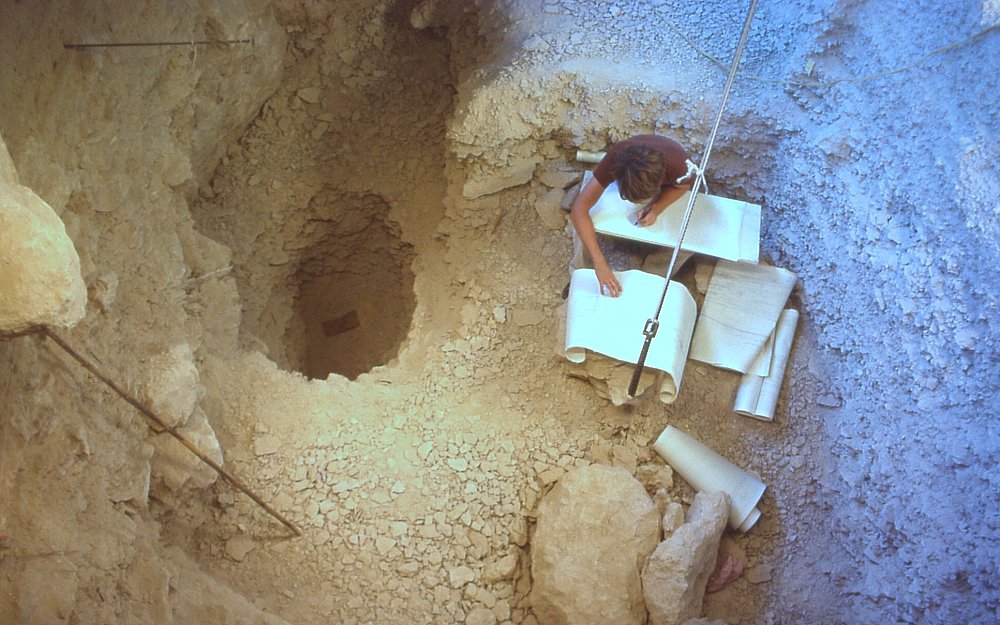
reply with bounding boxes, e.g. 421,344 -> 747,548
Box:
628,0 -> 760,397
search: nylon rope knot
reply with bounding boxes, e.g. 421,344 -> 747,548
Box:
676,158 -> 709,193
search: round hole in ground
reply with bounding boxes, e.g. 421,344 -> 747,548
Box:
280,189 -> 416,380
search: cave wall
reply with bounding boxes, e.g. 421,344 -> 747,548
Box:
0,1 -> 293,622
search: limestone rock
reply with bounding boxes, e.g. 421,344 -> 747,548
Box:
694,261 -> 715,295
531,464 -> 660,625
534,187 -> 567,229
85,269 -> 119,313
652,488 -> 675,520
662,502 -> 685,535
565,352 -> 659,406
642,491 -> 730,625
482,552 -> 519,583
462,157 -> 538,199
449,565 -> 476,588
0,182 -> 86,333
610,442 -> 639,474
151,408 -> 223,492
184,410 -> 225,489
538,166 -> 581,190
107,442 -> 154,506
680,619 -> 730,625
636,463 -> 674,495
226,535 -> 257,562
466,606 -> 498,625
746,563 -> 772,584
297,86 -> 322,104
17,559 -> 79,623
142,343 -> 200,428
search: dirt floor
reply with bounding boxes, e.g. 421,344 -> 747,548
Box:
0,1 -> 997,624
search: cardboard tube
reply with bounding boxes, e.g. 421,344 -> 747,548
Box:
651,426 -> 766,532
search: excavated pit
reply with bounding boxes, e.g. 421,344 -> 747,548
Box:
189,0 -> 455,383
283,190 -> 415,380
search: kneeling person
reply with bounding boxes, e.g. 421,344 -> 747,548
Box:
569,134 -> 695,297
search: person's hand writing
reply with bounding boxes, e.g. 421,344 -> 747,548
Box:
595,261 -> 622,297
637,202 -> 662,227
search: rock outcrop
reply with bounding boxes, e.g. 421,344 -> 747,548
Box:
642,491 -> 730,625
531,464 -> 660,625
0,178 -> 86,333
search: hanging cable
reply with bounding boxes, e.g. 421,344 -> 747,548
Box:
628,0 -> 760,398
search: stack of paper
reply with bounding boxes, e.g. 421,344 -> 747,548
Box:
688,260 -> 797,374
564,181 -> 800,413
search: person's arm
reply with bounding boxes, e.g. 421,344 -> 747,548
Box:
637,182 -> 693,226
570,176 -> 622,297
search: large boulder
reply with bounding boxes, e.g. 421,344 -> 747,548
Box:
642,491 -> 730,625
0,181 -> 86,333
531,464 -> 660,625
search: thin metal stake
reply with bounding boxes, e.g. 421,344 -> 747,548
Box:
39,327 -> 302,537
64,39 -> 252,49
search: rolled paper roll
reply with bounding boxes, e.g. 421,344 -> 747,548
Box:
733,373 -> 765,418
652,425 -> 766,532
734,308 -> 800,421
575,150 -> 606,164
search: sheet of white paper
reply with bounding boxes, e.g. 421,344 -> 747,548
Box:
589,182 -> 761,263
734,308 -> 800,421
745,328 -> 775,378
689,260 -> 797,373
564,269 -> 697,403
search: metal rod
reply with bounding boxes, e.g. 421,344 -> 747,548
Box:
628,0 -> 760,398
40,327 -> 302,537
64,39 -> 251,49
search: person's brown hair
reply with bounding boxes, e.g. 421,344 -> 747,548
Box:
613,145 -> 663,202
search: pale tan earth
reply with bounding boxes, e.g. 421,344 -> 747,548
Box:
2,1 -> 998,625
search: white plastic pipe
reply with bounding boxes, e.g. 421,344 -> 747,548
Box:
652,425 -> 766,532
575,150 -> 606,164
